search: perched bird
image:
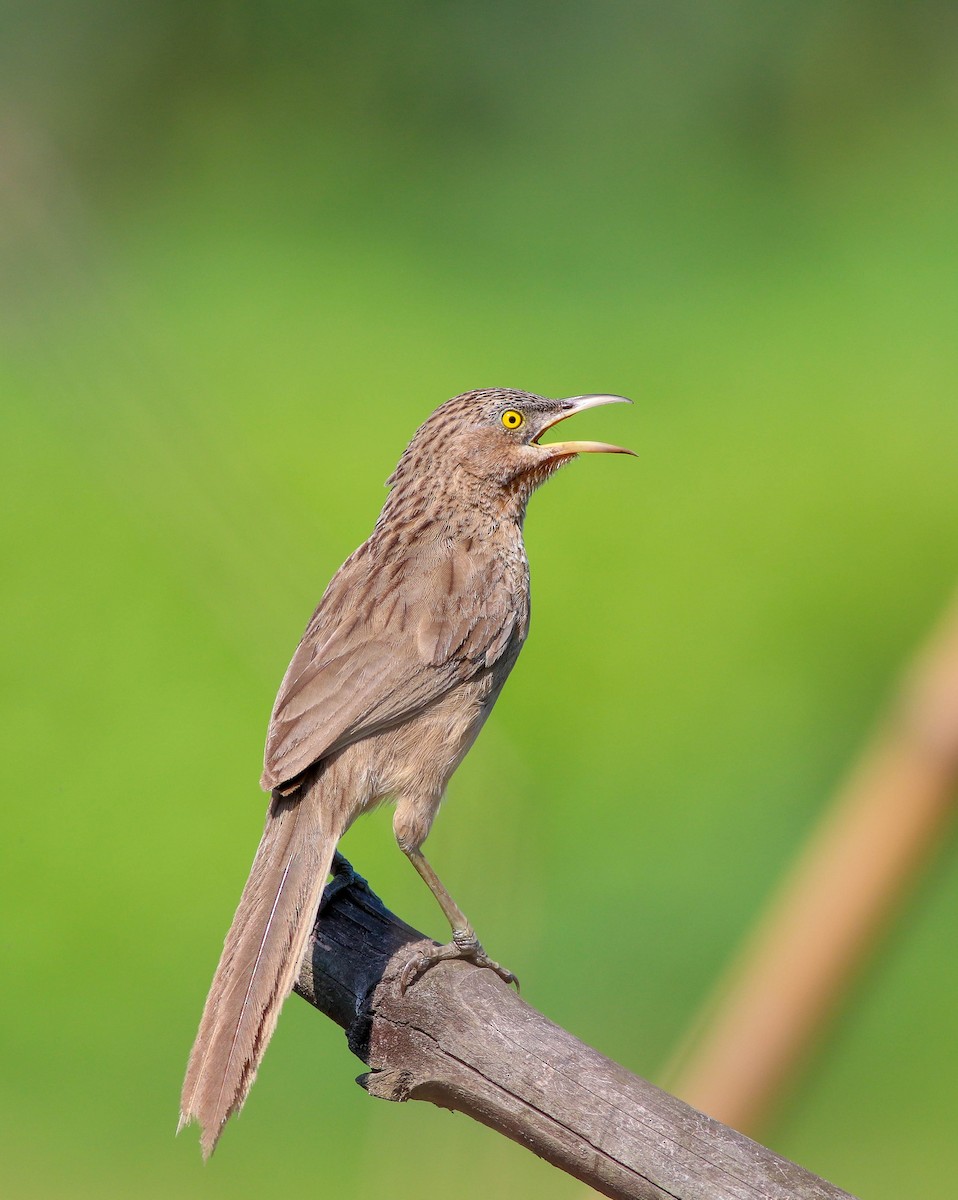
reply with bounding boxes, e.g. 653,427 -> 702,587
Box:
179,388 -> 633,1157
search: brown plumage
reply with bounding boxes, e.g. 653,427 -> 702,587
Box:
178,388 -> 632,1157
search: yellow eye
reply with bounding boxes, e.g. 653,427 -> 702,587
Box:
501,409 -> 524,430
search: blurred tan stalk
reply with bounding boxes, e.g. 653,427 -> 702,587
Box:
662,590 -> 958,1134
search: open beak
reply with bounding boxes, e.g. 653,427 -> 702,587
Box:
535,394 -> 635,457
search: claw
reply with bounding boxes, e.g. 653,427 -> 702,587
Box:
399,952 -> 430,993
331,852 -> 370,890
398,931 -> 519,993
320,852 -> 370,914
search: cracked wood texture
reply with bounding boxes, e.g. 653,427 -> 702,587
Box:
294,870 -> 859,1200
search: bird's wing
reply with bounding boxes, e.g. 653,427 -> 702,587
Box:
261,540 -> 524,790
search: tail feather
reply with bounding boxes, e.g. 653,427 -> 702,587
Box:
179,780 -> 339,1157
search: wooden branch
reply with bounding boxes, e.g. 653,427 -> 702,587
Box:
665,590 -> 958,1133
294,865 -> 858,1200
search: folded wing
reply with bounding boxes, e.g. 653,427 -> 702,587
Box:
261,539 -> 524,790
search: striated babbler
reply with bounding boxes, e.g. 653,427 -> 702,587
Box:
179,388 -> 633,1156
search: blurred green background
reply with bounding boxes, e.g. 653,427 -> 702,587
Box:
3,2 -> 957,1197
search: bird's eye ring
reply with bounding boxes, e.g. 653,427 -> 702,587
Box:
501,409 -> 524,430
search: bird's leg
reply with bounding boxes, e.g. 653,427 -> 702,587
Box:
398,845 -> 519,992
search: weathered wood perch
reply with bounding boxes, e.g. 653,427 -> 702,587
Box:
294,862 -> 858,1200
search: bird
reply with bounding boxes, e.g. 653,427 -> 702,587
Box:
178,387 -> 633,1157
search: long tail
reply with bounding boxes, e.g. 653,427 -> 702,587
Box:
179,776 -> 340,1157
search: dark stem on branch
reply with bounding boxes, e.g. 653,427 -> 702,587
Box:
294,862 -> 859,1200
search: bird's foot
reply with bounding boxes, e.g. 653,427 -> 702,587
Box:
332,851 -> 369,888
320,852 -> 370,912
399,928 -> 519,993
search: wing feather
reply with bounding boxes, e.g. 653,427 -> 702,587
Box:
261,539 -> 524,790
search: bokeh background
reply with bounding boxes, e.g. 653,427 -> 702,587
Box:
3,3 -> 957,1197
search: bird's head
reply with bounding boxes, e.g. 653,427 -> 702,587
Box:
385,389 -> 633,517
